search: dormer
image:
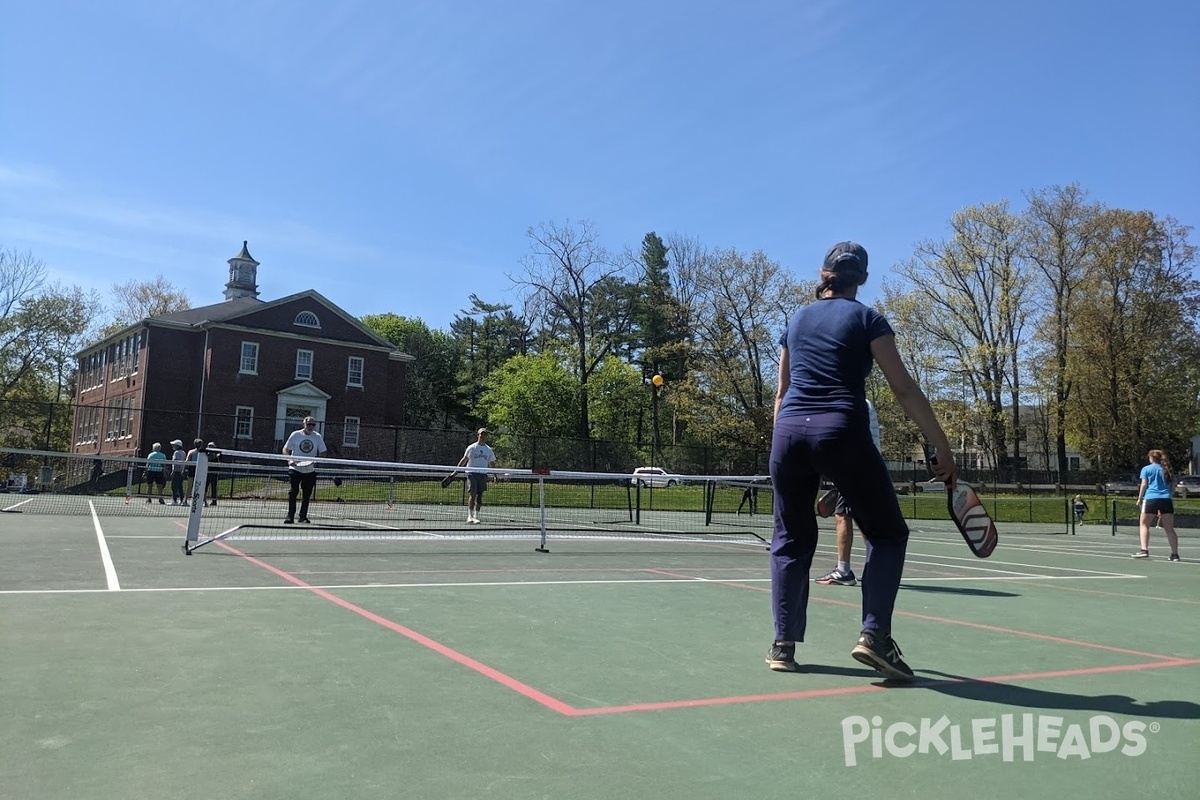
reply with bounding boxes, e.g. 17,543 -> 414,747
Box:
224,240 -> 261,300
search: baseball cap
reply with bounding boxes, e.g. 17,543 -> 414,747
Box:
170,439 -> 184,447
822,241 -> 868,275
206,442 -> 217,449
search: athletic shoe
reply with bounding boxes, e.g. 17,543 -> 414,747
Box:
284,518 -> 294,524
298,518 -> 311,524
158,498 -> 165,505
766,641 -> 800,672
815,569 -> 857,586
851,630 -> 914,682
146,498 -> 152,504
1168,553 -> 1181,562
1130,550 -> 1149,559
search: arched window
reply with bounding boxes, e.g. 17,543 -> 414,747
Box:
294,311 -> 321,328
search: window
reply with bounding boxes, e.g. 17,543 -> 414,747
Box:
240,342 -> 259,374
295,349 -> 313,381
347,356 -> 364,387
295,311 -> 321,328
132,333 -> 140,374
1067,456 -> 1081,471
343,416 -> 360,448
235,407 -> 254,439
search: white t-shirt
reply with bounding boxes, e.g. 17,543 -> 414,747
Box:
462,442 -> 496,472
284,429 -> 328,473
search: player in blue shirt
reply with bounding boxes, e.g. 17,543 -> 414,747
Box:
1131,449 -> 1180,561
767,242 -> 957,681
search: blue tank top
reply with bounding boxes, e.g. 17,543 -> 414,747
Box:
777,297 -> 893,421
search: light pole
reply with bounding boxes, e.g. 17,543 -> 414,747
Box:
651,372 -> 664,467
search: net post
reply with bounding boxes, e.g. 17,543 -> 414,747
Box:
535,474 -> 549,553
633,479 -> 641,525
704,480 -> 714,526
125,462 -> 134,501
1111,500 -> 1117,536
182,453 -> 207,554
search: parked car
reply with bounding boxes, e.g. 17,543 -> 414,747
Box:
1175,475 -> 1200,497
1104,477 -> 1141,496
630,467 -> 682,488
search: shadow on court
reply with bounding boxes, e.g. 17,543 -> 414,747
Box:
899,584 -> 1021,598
915,670 -> 1200,720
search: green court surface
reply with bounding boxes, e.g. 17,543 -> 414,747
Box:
1,510 -> 1198,800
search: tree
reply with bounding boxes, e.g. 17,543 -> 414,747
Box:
449,294 -> 531,419
893,201 -> 1032,471
513,220 -> 636,438
0,247 -> 98,448
477,353 -> 581,467
681,247 -> 805,453
1023,183 -> 1101,474
362,313 -> 465,428
102,275 -> 191,335
1069,211 -> 1200,471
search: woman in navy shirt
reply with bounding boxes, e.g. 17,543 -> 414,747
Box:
767,242 -> 957,681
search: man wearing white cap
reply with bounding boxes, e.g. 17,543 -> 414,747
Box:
169,439 -> 188,505
282,416 -> 327,524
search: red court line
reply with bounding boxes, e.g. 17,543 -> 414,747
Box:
216,543 -> 1199,719
215,541 -> 576,715
644,568 -> 1182,662
571,658 -> 1200,716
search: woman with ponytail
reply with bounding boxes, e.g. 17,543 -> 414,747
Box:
766,241 -> 957,681
1132,449 -> 1181,561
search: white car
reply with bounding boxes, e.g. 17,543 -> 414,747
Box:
630,467 -> 682,488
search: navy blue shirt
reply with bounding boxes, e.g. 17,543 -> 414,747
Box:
777,297 -> 893,420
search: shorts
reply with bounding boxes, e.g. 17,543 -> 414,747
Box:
468,473 -> 488,495
834,491 -> 852,517
1143,498 -> 1174,515
146,471 -> 165,487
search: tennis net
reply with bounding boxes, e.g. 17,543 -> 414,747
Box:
175,449 -> 775,553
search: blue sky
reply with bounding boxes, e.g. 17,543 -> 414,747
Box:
2,0 -> 1197,331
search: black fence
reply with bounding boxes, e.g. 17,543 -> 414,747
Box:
0,398 -> 1142,490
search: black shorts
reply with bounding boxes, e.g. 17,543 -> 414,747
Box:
146,471 -> 165,487
1143,498 -> 1174,515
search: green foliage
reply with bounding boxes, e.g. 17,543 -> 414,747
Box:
478,353 -> 580,466
361,312 -> 465,427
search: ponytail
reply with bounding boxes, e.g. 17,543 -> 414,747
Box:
1149,449 -> 1173,482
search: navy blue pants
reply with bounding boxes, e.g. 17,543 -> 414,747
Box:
769,412 -> 909,642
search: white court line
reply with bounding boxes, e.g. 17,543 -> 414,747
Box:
88,501 -> 121,591
1,496 -> 38,512
0,572 -> 1147,596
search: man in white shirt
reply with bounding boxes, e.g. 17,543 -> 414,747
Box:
282,416 -> 328,524
456,427 -> 496,523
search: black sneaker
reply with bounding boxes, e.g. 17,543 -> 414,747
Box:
1131,550 -> 1149,559
851,630 -> 914,682
815,568 -> 857,586
284,518 -> 294,524
1168,553 -> 1181,562
766,641 -> 801,672
298,518 -> 311,524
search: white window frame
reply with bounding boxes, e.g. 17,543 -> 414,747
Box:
343,416 -> 360,448
240,342 -> 259,375
347,356 -> 364,388
294,311 -> 321,328
295,349 -> 314,381
235,406 -> 254,440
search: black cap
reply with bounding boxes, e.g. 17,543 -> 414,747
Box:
822,241 -> 868,275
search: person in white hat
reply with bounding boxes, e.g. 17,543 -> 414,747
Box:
169,439 -> 188,505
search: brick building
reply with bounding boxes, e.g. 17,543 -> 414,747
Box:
71,242 -> 411,460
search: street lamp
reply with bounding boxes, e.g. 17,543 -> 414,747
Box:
651,373 -> 664,467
